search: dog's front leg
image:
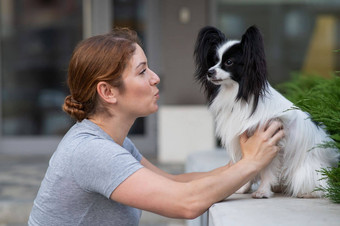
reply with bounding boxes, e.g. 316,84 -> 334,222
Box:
252,174 -> 273,198
252,160 -> 280,198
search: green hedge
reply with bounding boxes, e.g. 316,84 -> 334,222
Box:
276,73 -> 340,203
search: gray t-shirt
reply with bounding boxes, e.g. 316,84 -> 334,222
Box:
29,119 -> 144,226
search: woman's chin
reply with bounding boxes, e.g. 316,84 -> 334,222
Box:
151,105 -> 159,114
139,105 -> 158,117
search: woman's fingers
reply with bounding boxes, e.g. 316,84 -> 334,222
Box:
269,129 -> 285,146
264,120 -> 283,139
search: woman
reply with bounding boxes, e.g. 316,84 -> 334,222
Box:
29,28 -> 284,225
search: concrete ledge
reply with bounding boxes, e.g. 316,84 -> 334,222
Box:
209,193 -> 340,226
158,106 -> 215,163
185,150 -> 340,226
185,149 -> 228,173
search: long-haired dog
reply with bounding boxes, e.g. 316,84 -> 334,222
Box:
194,25 -> 339,198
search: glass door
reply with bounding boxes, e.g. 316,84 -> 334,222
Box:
0,0 -> 83,154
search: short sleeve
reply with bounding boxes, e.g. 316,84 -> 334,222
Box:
71,138 -> 144,199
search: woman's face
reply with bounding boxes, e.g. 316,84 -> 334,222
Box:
117,44 -> 160,118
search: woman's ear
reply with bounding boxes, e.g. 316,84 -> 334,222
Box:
96,81 -> 118,104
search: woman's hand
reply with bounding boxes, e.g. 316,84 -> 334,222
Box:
239,120 -> 284,170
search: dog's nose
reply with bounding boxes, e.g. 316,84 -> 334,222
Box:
207,69 -> 216,78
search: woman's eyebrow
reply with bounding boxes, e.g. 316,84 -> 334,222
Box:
136,62 -> 147,69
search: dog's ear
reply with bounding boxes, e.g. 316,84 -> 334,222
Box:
194,26 -> 226,103
238,25 -> 268,114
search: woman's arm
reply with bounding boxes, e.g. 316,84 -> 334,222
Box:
110,121 -> 284,219
140,157 -> 233,182
111,159 -> 256,219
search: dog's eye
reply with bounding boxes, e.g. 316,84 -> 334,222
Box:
225,59 -> 233,66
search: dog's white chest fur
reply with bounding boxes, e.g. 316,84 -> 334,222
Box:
210,83 -> 290,161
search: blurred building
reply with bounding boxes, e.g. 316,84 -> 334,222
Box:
0,0 -> 339,159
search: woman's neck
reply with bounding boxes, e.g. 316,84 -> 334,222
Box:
88,113 -> 135,146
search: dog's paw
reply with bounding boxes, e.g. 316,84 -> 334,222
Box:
252,190 -> 273,199
296,192 -> 319,198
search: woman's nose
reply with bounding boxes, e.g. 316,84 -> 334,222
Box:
150,69 -> 160,85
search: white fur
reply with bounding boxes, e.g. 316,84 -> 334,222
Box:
210,80 -> 339,198
209,41 -> 240,83
217,40 -> 240,58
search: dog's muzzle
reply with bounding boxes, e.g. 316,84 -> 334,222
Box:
207,69 -> 216,79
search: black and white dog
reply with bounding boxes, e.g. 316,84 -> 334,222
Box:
194,25 -> 339,198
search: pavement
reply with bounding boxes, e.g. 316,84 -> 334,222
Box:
0,154 -> 185,226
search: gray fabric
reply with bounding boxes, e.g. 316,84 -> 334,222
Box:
29,119 -> 144,226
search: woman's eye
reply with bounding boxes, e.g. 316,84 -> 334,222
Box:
139,69 -> 146,75
225,59 -> 233,66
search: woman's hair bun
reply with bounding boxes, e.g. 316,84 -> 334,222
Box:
63,95 -> 87,121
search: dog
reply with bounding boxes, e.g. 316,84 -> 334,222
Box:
194,25 -> 339,198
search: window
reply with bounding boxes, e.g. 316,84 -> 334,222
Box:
0,0 -> 83,135
215,0 -> 340,84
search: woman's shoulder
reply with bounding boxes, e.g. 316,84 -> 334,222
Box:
61,119 -> 110,144
58,120 -> 141,161
52,120 -> 110,160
